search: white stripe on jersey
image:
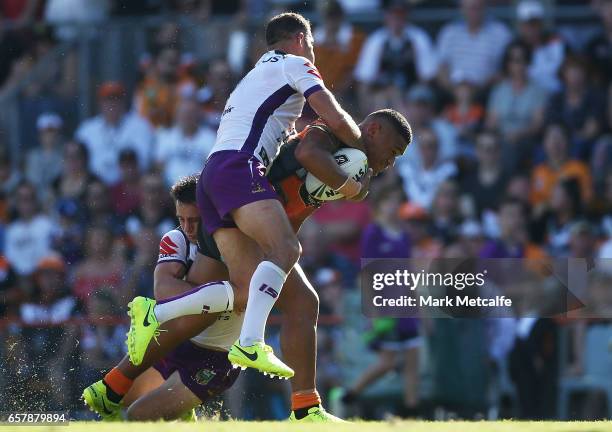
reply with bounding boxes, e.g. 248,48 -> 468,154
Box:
212,50 -> 324,168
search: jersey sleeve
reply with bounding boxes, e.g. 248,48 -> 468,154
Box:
157,229 -> 189,266
283,55 -> 325,98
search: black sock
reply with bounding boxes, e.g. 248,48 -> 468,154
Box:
293,404 -> 320,419
102,380 -> 123,404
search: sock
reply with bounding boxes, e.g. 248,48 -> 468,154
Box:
292,389 -> 322,419
239,261 -> 287,346
102,367 -> 133,403
154,281 -> 234,323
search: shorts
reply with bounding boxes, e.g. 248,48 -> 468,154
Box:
153,340 -> 240,402
197,150 -> 280,235
369,318 -> 422,352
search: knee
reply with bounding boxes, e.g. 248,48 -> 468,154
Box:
266,237 -> 301,271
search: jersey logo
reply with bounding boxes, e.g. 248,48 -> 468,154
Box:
304,62 -> 322,80
159,236 -> 178,255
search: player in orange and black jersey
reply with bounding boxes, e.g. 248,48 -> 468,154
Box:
96,109 -> 412,422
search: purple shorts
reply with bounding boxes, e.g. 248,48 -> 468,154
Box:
197,150 -> 279,234
153,340 -> 240,402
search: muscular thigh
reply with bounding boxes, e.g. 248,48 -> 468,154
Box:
213,227 -> 263,310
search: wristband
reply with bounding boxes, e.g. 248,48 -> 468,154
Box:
335,176 -> 361,198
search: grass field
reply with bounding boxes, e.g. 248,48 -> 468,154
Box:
3,421 -> 612,432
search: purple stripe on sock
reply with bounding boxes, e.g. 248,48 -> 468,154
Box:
156,281 -> 224,305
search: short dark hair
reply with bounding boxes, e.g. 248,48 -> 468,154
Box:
265,12 -> 311,46
170,174 -> 198,204
368,109 -> 413,148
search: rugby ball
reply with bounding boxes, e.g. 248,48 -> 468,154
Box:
304,148 -> 368,201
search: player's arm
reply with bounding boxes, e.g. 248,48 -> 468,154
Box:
295,127 -> 372,200
153,262 -> 196,300
284,56 -> 365,152
154,230 -> 196,299
306,89 -> 364,152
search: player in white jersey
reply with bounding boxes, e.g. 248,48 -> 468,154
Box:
126,12 -> 373,380
83,176 -> 241,421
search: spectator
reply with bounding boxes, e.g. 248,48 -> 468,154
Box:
18,254 -> 79,409
84,180 -> 124,236
536,178 -> 584,256
126,173 -> 174,239
198,59 -> 234,130
515,0 -> 566,93
486,40 -> 548,168
0,255 -> 21,318
313,0 -> 366,99
0,153 -> 22,200
72,225 -> 129,312
354,0 -> 437,115
545,55 -> 606,159
480,197 -> 544,259
51,140 -> 98,212
530,123 -> 592,211
584,0 -> 612,87
156,97 -> 215,187
398,84 -> 458,169
124,226 -> 158,298
135,46 -> 196,128
51,199 -> 85,266
443,71 -> 485,146
111,149 -> 142,218
26,113 -> 65,195
397,127 -> 457,210
76,81 -> 154,184
461,131 -> 509,218
429,180 -> 463,245
5,182 -> 54,276
399,203 -> 443,258
436,0 -> 511,89
299,219 -> 357,288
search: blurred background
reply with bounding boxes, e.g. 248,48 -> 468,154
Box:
1,0 -> 612,422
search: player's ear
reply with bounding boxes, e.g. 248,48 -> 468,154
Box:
296,31 -> 306,47
365,120 -> 381,138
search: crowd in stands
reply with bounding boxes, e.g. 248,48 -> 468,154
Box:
1,0 -> 612,421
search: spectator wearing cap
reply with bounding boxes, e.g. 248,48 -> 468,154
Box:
397,127 -> 458,210
486,40 -> 547,168
135,46 -> 197,128
515,0 -> 566,93
584,0 -> 612,87
76,81 -> 154,185
436,0 -> 512,89
155,97 -> 215,188
354,0 -> 437,115
111,149 -> 142,217
530,123 -> 592,211
313,0 -> 366,101
26,112 -> 65,195
396,84 -> 458,170
5,181 -> 54,276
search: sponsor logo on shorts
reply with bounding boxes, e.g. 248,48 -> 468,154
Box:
193,368 -> 216,386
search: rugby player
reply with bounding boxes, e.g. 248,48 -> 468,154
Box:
126,12 -> 371,380
92,110 -> 411,422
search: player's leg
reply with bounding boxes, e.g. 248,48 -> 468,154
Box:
126,371 -> 201,421
343,350 -> 397,403
121,367 -> 165,407
402,345 -> 420,410
225,199 -> 301,377
84,255 -> 229,418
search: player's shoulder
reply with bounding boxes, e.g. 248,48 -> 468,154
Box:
159,228 -> 190,252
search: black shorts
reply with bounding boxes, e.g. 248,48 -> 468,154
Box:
197,228 -> 222,262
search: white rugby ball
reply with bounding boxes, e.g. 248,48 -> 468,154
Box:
304,148 -> 368,201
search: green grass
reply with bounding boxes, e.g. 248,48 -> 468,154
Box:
4,421 -> 612,432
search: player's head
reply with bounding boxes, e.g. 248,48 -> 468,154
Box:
265,12 -> 315,63
170,174 -> 200,243
359,109 -> 412,175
